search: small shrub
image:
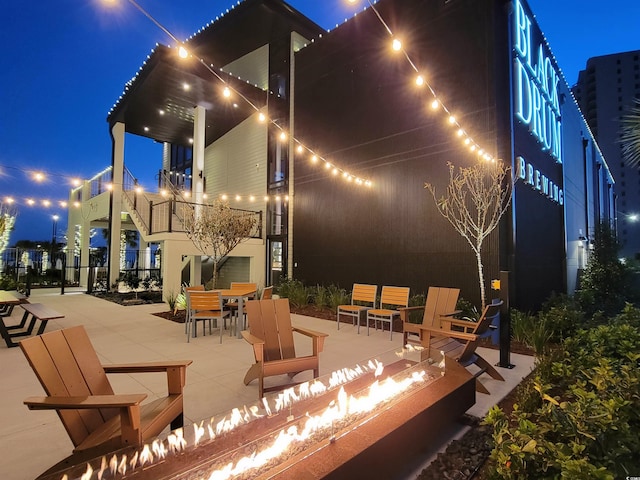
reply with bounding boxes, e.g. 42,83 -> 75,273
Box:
311,285 -> 330,308
510,308 -> 535,344
610,302 -> 640,329
0,276 -> 17,290
119,272 -> 141,292
276,278 -> 310,307
174,293 -> 187,314
524,317 -> 554,356
326,284 -> 349,310
456,297 -> 479,321
576,222 -> 631,317
405,293 -> 427,324
164,290 -> 179,312
539,293 -> 584,341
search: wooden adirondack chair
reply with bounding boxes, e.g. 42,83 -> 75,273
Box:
420,301 -> 505,394
242,298 -> 328,398
20,325 -> 192,475
400,286 -> 460,346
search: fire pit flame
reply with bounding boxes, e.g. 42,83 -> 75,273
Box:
198,368 -> 429,480
117,455 -> 127,476
61,348 -> 435,480
96,456 -> 107,480
80,464 -> 93,480
167,428 -> 186,454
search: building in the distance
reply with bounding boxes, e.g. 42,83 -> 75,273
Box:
573,50 -> 640,259
67,0 -> 614,311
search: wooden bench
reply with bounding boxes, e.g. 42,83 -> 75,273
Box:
0,303 -> 64,348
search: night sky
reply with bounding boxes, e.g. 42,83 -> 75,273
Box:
1,0 -> 639,243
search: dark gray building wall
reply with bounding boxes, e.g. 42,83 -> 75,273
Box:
292,0 -> 505,307
291,0 -> 611,311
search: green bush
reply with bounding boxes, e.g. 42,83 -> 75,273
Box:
485,321 -> 640,479
509,309 -> 554,356
539,293 -> 585,341
275,278 -> 310,308
326,284 -> 349,310
456,297 -> 480,321
0,276 -> 17,290
510,309 -> 534,344
404,293 -> 427,324
577,222 -> 631,317
610,302 -> 640,329
525,316 -> 554,356
164,289 -> 179,312
311,285 -> 329,308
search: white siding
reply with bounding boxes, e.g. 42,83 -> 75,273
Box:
222,44 -> 269,90
204,116 -> 268,215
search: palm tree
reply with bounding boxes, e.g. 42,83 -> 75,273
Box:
620,98 -> 640,168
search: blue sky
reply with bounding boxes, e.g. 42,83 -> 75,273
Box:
1,0 -> 639,244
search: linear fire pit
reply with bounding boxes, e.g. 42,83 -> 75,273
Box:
41,348 -> 475,480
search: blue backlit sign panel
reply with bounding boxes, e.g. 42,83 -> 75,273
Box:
513,0 -> 562,163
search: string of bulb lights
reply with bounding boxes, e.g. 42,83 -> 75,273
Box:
0,163 -> 82,208
346,0 -> 497,164
106,0 -> 373,191
1,0 -> 501,211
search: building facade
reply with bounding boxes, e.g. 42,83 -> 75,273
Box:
293,0 -> 613,309
573,50 -> 640,259
68,0 -> 614,311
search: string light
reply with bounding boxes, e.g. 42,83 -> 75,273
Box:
104,1 -> 373,190
348,0 -> 498,163
1,196 -> 68,208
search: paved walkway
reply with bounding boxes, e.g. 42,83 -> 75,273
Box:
0,288 -> 534,480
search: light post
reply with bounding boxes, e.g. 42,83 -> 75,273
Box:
51,214 -> 59,248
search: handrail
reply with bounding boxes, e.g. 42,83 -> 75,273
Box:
86,168 -> 262,238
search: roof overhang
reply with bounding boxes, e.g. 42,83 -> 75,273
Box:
107,45 -> 267,147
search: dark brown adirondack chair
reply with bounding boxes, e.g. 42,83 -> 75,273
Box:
242,298 -> 328,398
420,301 -> 505,394
400,286 -> 460,346
19,325 -> 192,475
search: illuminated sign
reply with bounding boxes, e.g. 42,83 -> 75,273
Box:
516,156 -> 563,205
513,0 -> 562,163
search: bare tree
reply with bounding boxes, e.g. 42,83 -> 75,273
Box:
425,161 -> 512,309
620,98 -> 640,168
184,199 -> 258,288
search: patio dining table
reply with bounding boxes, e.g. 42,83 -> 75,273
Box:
219,286 -> 257,338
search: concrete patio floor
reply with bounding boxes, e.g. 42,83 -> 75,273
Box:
0,288 -> 534,480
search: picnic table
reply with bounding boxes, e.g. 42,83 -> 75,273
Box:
0,290 -> 27,317
0,294 -> 64,348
